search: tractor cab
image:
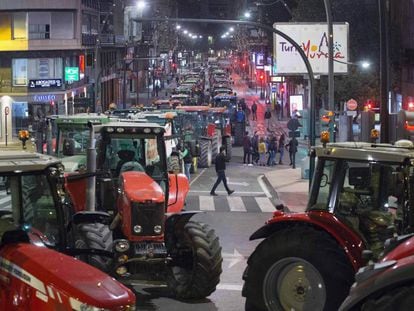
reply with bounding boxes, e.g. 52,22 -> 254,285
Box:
243,139 -> 414,311
48,114 -> 110,171
0,151 -> 136,310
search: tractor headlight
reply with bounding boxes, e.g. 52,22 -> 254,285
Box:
116,265 -> 128,276
154,225 -> 162,234
118,254 -> 129,263
114,239 -> 130,252
133,225 -> 142,234
106,127 -> 114,133
116,127 -> 125,133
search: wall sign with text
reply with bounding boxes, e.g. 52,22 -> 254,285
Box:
29,79 -> 62,88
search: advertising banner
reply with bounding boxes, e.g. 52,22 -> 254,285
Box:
273,23 -> 349,75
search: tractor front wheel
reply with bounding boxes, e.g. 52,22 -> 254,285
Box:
75,223 -> 113,273
167,221 -> 223,299
243,226 -> 354,311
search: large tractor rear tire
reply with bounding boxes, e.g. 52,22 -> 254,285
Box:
167,221 -> 223,299
211,135 -> 220,163
234,122 -> 245,146
224,136 -> 232,161
75,223 -> 113,273
360,286 -> 414,311
243,226 -> 354,311
198,140 -> 212,168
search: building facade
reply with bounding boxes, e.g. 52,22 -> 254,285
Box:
0,0 -> 129,144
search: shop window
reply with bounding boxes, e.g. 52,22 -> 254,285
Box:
29,24 -> 50,40
12,12 -> 27,40
12,58 -> 27,86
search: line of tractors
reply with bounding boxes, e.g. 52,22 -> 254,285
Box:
5,110 -> 414,310
0,112 -> 224,309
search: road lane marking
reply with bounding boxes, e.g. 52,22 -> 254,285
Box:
227,196 -> 246,212
216,283 -> 243,291
255,197 -> 275,212
199,195 -> 215,211
190,168 -> 206,186
257,175 -> 272,198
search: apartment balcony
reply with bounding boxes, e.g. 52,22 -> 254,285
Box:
82,33 -> 98,46
99,34 -> 126,46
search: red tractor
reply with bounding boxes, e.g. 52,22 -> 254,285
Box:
65,121 -> 223,299
340,233 -> 414,310
243,140 -> 414,311
0,151 -> 135,310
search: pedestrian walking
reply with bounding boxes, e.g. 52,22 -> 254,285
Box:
265,106 -> 272,129
251,102 -> 258,121
275,102 -> 281,121
243,131 -> 252,165
210,146 -> 235,196
286,136 -> 298,169
258,137 -> 267,166
278,134 -> 286,164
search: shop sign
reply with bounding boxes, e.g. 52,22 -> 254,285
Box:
29,79 -> 62,89
33,94 -> 57,102
65,67 -> 79,81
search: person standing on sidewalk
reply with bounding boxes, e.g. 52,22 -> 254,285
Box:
258,137 -> 267,166
286,136 -> 298,169
278,134 -> 286,164
251,101 -> 258,121
180,142 -> 193,182
210,146 -> 235,196
243,131 -> 252,165
267,136 -> 277,166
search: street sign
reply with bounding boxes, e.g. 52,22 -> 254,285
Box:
271,86 -> 277,93
346,98 -> 358,111
29,79 -> 62,88
65,67 -> 79,81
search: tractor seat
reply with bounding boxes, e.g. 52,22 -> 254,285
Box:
116,150 -> 135,176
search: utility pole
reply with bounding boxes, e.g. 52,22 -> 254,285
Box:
379,0 -> 389,143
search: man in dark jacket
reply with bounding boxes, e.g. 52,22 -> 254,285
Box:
243,131 -> 252,165
210,146 -> 235,196
251,102 -> 258,121
286,136 -> 299,169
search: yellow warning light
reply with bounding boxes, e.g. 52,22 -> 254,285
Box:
320,131 -> 330,146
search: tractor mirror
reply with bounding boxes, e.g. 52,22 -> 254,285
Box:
348,167 -> 370,188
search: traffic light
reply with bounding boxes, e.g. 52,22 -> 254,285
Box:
280,85 -> 285,93
259,74 -> 264,80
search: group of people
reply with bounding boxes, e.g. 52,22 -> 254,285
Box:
243,131 -> 298,169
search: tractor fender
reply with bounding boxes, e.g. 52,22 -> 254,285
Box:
339,256 -> 414,310
167,173 -> 189,213
249,211 -> 366,271
72,211 -> 112,225
165,211 -> 201,235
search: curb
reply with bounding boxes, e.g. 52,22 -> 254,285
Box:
261,174 -> 284,208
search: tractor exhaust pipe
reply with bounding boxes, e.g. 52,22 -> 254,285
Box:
86,122 -> 97,211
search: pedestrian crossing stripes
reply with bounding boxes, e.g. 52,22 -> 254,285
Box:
185,195 -> 275,213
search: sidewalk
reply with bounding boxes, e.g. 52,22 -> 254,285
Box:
263,167 -> 309,213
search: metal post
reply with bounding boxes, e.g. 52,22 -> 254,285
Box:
379,0 -> 389,143
324,0 -> 336,141
86,122 -> 97,211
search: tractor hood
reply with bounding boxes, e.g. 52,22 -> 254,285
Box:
0,243 -> 135,309
121,171 -> 165,203
61,155 -> 86,172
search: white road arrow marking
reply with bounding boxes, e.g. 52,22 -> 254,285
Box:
222,249 -> 245,268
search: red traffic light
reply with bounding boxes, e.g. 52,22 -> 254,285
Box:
259,75 -> 264,80
408,102 -> 414,110
280,86 -> 285,93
